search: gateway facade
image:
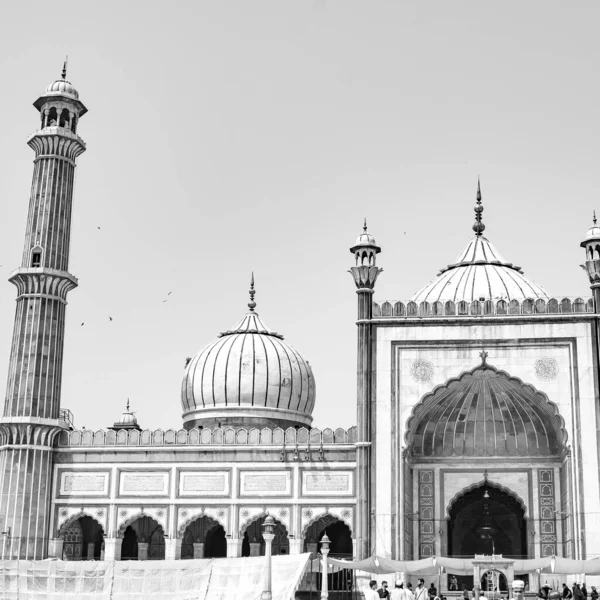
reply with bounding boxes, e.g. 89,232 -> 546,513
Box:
1,72 -> 598,581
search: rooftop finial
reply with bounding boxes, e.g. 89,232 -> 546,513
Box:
248,272 -> 256,312
473,177 -> 485,236
61,56 -> 68,80
594,210 -> 597,227
126,398 -> 130,412
363,218 -> 368,233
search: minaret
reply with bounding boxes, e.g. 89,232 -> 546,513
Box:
581,212 -> 600,310
348,219 -> 382,559
0,63 -> 87,559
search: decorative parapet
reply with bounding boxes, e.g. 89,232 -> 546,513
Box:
373,297 -> 594,318
57,425 -> 357,448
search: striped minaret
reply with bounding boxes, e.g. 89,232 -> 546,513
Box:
0,63 -> 87,559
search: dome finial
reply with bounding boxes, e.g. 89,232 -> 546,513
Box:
248,272 -> 257,312
594,210 -> 597,227
61,56 -> 68,80
473,177 -> 485,236
363,218 -> 368,233
126,398 -> 130,412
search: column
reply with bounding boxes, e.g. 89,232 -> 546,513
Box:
250,542 -> 261,557
262,516 -> 275,600
193,542 -> 205,559
164,538 -> 182,560
137,542 -> 149,561
87,542 -> 95,560
289,538 -> 303,554
103,538 -> 121,561
227,537 -> 242,557
48,538 -> 64,559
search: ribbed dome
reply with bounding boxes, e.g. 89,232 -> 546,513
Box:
406,363 -> 567,457
45,78 -> 79,99
181,310 -> 316,430
412,235 -> 549,303
109,400 -> 140,431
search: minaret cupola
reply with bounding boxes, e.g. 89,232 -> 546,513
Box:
580,211 -> 600,307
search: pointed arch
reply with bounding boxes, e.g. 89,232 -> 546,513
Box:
405,361 -> 567,457
58,511 -> 103,538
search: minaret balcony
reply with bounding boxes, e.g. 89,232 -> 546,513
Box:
8,267 -> 78,302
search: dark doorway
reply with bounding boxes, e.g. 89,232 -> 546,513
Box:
448,485 -> 528,558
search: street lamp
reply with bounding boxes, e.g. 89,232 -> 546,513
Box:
262,516 -> 275,600
320,534 -> 330,600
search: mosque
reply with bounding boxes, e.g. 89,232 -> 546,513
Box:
1,69 -> 600,591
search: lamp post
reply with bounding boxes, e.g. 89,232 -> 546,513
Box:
320,534 -> 330,600
262,516 -> 275,600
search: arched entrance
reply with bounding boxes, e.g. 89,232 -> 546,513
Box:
303,515 -> 353,557
120,516 -> 165,560
448,484 -> 528,559
60,516 -> 104,561
181,516 -> 226,559
241,516 -> 289,557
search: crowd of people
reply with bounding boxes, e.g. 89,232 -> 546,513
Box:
362,578 -> 600,600
363,578 -> 445,600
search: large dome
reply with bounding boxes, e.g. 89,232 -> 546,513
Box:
412,235 -> 549,303
412,182 -> 548,303
181,299 -> 315,430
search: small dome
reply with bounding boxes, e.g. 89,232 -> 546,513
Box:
581,214 -> 600,246
45,78 -> 79,100
412,235 -> 549,303
109,400 -> 140,431
181,295 -> 316,429
355,230 -> 377,247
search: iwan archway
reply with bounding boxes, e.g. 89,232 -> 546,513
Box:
404,356 -> 569,561
448,483 -> 528,559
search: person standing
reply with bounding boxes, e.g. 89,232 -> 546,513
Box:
429,583 -> 438,599
479,591 -> 489,600
590,587 -> 598,600
364,580 -> 380,600
463,585 -> 470,600
582,584 -> 588,600
378,581 -> 390,598
450,577 -> 458,591
390,582 -> 404,600
574,583 -> 583,600
406,582 -> 415,600
564,584 -> 573,600
415,579 -> 427,600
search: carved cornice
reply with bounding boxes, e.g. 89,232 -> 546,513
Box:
9,268 -> 78,303
27,128 -> 86,161
348,265 -> 382,289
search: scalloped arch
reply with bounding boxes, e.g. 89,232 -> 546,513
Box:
445,480 -> 529,519
177,513 -> 223,539
239,512 -> 288,538
301,510 -> 353,538
405,362 -> 568,458
117,512 -> 163,539
58,511 -> 103,538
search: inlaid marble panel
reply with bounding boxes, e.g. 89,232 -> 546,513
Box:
118,471 -> 169,497
239,470 -> 291,496
59,471 -> 109,497
301,471 -> 353,496
179,471 -> 230,496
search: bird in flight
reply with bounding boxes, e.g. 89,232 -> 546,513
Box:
109,316 -> 113,322
80,322 -> 85,326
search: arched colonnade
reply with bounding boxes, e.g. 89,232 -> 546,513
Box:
57,512 -> 353,561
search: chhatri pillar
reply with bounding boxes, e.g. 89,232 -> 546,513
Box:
348,219 -> 382,559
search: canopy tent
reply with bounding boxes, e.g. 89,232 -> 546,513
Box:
0,553 -> 310,599
328,556 -> 600,577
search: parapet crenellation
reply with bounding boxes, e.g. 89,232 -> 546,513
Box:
373,297 -> 594,318
57,425 -> 357,447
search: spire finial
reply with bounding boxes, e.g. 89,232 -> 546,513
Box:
594,210 -> 597,227
126,398 -> 130,412
473,177 -> 485,236
363,218 -> 368,233
248,272 -> 256,312
62,56 -> 68,80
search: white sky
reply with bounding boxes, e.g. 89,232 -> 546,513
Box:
0,1 -> 598,431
